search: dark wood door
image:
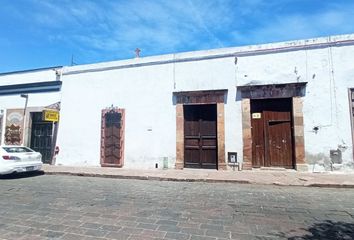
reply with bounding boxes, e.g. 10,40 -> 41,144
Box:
101,109 -> 125,167
251,99 -> 294,168
30,112 -> 53,164
251,116 -> 265,167
184,104 -> 217,169
264,111 -> 293,167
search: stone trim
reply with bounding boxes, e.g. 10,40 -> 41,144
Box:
241,99 -> 252,170
175,104 -> 184,169
293,97 -> 306,169
237,82 -> 307,99
237,82 -> 307,171
174,89 -> 227,105
175,91 -> 226,170
100,108 -> 125,168
240,94 -> 307,171
217,103 -> 226,170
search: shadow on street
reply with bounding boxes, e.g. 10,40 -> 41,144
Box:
278,220 -> 354,240
0,170 -> 45,180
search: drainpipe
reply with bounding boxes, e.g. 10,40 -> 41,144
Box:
20,94 -> 28,146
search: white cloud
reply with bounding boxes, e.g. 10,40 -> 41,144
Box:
13,0 -> 354,63
230,2 -> 354,45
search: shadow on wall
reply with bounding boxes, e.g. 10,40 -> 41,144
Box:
277,220 -> 354,240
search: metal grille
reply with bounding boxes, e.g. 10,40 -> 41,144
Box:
105,111 -> 122,128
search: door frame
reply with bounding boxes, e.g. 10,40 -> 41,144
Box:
100,107 -> 125,168
238,82 -> 307,171
30,113 -> 54,164
174,90 -> 227,170
30,110 -> 60,165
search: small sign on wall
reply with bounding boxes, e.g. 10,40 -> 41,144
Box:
252,112 -> 262,119
228,152 -> 242,171
43,110 -> 60,122
228,152 -> 237,164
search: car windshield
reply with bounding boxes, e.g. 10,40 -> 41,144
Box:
2,147 -> 33,153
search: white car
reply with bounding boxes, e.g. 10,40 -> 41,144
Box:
0,145 -> 43,175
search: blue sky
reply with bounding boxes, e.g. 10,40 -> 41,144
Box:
1,0 -> 354,73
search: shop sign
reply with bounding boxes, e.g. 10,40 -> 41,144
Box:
43,110 -> 59,122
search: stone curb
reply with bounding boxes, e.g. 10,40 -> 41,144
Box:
44,171 -> 251,184
305,183 -> 354,188
43,171 -> 354,188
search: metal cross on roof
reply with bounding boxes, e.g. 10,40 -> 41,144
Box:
135,48 -> 141,58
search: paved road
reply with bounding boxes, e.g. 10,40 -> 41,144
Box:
0,173 -> 353,240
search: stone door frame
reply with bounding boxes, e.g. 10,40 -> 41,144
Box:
100,107 -> 125,168
238,82 -> 307,171
174,90 -> 227,170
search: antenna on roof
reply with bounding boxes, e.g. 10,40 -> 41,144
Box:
71,54 -> 77,66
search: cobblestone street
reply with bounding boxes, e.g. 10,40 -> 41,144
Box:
0,174 -> 353,240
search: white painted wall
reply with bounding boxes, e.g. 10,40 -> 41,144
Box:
234,45 -> 354,169
56,65 -> 177,168
0,92 -> 61,110
0,69 -> 61,112
0,68 -> 59,85
2,34 -> 353,171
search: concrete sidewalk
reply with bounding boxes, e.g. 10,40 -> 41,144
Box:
42,165 -> 354,188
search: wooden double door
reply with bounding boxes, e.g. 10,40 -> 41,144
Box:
184,104 -> 217,169
251,98 -> 294,168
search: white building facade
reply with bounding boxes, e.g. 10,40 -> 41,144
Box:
0,67 -> 62,163
1,34 -> 354,172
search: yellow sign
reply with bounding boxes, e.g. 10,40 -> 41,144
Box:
43,110 -> 59,122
